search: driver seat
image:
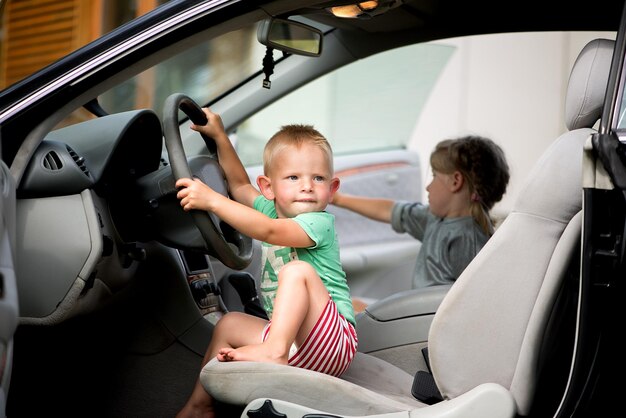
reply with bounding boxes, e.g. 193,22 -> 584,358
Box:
200,38 -> 614,417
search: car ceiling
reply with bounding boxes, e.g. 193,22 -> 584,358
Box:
268,0 -> 623,39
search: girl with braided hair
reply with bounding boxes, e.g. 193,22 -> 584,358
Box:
332,135 -> 509,292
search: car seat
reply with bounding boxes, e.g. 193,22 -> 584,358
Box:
199,38 -> 614,417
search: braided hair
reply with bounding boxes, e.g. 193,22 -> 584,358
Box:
429,135 -> 510,236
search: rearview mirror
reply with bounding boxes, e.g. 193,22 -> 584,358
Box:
257,18 -> 322,57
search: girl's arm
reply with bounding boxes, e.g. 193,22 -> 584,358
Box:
332,192 -> 394,223
190,108 -> 259,208
176,177 -> 314,248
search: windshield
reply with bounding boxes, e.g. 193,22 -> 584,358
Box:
58,23 -> 268,128
99,24 -> 266,120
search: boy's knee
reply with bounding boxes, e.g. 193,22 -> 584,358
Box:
215,311 -> 245,330
278,260 -> 317,281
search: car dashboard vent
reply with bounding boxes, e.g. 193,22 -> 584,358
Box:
66,145 -> 90,178
42,150 -> 63,170
18,139 -> 95,198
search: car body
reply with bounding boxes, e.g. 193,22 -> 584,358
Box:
1,0 -> 625,416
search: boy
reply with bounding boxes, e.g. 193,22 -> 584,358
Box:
175,108 -> 357,418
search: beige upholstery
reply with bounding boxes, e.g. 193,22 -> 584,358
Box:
201,38 -> 614,417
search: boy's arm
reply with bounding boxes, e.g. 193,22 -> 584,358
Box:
332,192 -> 394,223
190,108 -> 259,207
176,177 -> 314,248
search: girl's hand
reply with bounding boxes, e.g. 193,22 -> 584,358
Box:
175,177 -> 216,211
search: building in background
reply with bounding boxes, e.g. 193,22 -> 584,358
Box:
0,0 -> 168,88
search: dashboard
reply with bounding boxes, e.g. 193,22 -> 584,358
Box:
18,110 -> 163,199
15,110 -> 164,323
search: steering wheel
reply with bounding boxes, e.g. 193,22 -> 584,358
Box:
162,93 -> 253,270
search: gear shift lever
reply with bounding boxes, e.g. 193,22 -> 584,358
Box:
228,272 -> 269,320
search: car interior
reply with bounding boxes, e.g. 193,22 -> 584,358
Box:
200,37 -> 614,417
2,1 -> 625,417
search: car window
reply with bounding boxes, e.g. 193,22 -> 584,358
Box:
234,30 -> 615,220
235,42 -> 455,166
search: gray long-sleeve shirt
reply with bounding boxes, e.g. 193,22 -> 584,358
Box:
391,201 -> 488,289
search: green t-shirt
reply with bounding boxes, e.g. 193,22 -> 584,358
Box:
254,195 -> 355,325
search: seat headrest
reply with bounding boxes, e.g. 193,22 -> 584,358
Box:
565,38 -> 614,131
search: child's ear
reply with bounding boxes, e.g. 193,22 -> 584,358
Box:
329,177 -> 341,198
257,175 -> 275,200
450,171 -> 465,192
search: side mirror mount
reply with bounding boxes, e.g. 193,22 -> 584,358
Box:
257,18 -> 322,57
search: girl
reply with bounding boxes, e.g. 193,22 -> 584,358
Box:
332,135 -> 510,290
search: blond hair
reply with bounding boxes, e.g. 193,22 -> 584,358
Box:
263,124 -> 334,175
430,135 -> 510,236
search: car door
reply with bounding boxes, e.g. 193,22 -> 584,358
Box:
556,9 -> 626,416
0,159 -> 18,416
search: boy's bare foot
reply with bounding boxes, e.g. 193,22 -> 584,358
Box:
216,347 -> 235,362
217,343 -> 288,364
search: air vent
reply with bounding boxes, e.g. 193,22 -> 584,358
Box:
66,145 -> 91,178
42,150 -> 63,170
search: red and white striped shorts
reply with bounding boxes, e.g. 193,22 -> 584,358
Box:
262,297 -> 358,377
